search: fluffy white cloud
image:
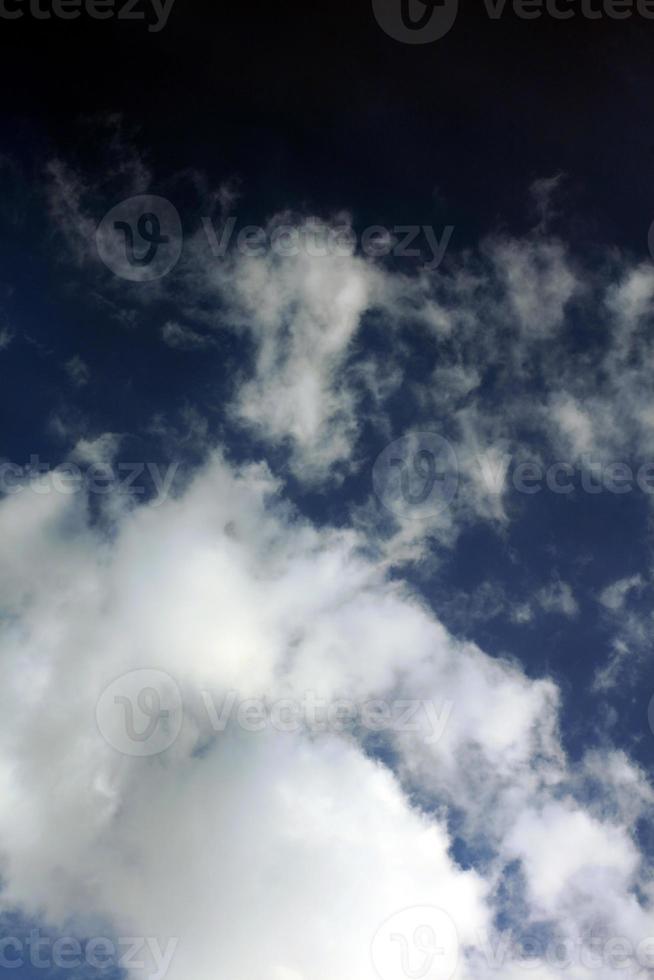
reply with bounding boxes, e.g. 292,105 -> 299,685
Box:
209,227 -> 383,483
0,452 -> 650,980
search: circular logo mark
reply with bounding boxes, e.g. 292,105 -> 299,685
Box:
372,0 -> 458,43
371,906 -> 459,980
647,694 -> 654,736
96,195 -> 182,282
373,432 -> 458,519
96,668 -> 183,757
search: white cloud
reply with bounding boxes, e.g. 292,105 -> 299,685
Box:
536,580 -> 579,618
548,394 -> 596,458
599,575 -> 644,612
503,801 -> 639,917
71,432 -> 122,468
65,355 -> 90,387
161,321 -> 213,351
510,603 -> 534,624
204,221 -> 383,484
0,454 -> 649,980
489,236 -> 578,338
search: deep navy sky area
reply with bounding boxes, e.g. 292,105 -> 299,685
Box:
2,1 -> 654,250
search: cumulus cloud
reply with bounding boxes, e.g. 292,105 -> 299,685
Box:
0,452 -> 650,980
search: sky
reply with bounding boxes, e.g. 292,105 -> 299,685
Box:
2,3 -> 654,980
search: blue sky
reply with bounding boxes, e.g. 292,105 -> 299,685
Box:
2,6 -> 654,980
